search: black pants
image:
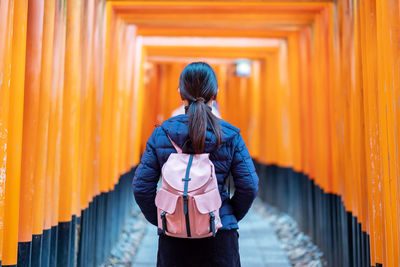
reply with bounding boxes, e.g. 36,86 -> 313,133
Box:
157,229 -> 241,267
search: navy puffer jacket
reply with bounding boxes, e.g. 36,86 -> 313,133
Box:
132,114 -> 259,230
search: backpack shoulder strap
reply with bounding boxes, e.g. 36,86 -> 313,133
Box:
167,135 -> 182,154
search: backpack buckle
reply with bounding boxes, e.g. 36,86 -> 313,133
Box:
209,212 -> 216,237
161,211 -> 168,234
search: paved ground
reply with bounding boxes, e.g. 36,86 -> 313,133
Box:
131,209 -> 291,267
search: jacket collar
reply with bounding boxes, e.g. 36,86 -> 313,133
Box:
161,114 -> 240,153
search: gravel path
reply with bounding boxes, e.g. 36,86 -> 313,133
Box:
253,200 -> 325,267
102,203 -> 148,267
131,208 -> 291,267
103,199 -> 324,267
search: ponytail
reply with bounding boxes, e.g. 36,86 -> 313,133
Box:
179,62 -> 222,154
187,98 -> 221,154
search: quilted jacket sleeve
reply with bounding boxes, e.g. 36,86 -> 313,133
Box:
132,127 -> 161,226
229,133 -> 259,221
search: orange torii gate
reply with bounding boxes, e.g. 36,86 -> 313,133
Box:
0,1 -> 399,266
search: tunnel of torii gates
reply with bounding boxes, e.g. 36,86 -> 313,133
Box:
0,0 -> 399,266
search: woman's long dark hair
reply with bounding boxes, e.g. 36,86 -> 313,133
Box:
179,62 -> 222,153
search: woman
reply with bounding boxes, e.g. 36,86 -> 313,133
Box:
133,62 -> 259,267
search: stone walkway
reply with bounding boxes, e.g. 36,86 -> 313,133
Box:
131,208 -> 291,267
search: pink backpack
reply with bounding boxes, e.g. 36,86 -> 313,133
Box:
155,136 -> 222,238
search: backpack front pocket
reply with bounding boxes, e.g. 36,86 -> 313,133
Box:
155,189 -> 182,234
191,188 -> 222,236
